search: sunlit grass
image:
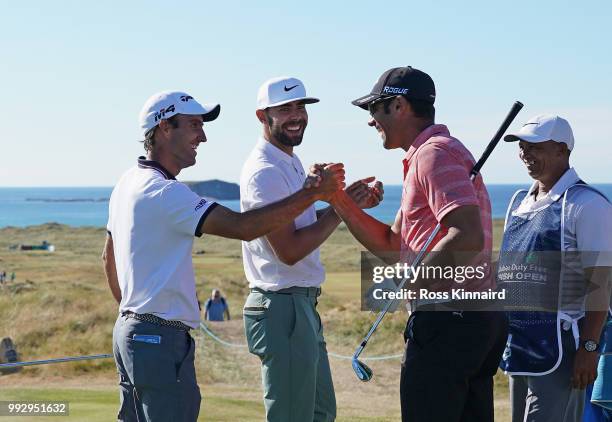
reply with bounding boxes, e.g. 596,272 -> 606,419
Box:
0,221 -> 508,421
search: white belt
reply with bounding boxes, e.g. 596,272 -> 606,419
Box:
560,312 -> 580,349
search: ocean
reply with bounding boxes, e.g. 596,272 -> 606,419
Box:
1,184 -> 611,228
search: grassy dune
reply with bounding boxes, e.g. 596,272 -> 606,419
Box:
0,221 -> 508,421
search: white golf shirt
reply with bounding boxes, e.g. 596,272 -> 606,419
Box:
240,138 -> 325,291
107,158 -> 217,328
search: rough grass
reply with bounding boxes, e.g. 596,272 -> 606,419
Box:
0,221 -> 509,421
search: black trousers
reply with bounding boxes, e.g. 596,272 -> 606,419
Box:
400,310 -> 508,422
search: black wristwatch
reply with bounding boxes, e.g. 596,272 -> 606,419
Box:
582,339 -> 599,352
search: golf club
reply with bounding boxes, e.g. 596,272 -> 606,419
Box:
352,101 -> 524,382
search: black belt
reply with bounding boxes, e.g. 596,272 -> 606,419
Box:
251,286 -> 321,297
122,311 -> 191,331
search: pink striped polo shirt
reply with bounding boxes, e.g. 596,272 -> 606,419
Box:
400,124 -> 493,291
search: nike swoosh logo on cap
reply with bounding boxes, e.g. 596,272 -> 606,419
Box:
284,84 -> 299,92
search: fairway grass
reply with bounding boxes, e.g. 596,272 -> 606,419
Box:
0,381 -> 509,421
1,222 -> 509,421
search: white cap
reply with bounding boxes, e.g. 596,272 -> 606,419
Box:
139,90 -> 220,137
256,76 -> 319,110
504,114 -> 574,151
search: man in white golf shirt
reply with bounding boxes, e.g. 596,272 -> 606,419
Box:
241,77 -> 383,422
103,90 -> 345,422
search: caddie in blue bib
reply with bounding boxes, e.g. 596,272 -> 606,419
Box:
498,183 -> 609,376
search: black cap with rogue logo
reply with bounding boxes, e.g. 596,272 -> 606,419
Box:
351,66 -> 436,110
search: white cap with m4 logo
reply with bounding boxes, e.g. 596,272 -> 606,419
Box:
139,90 -> 220,137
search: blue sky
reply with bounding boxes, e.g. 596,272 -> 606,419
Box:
2,0 -> 611,187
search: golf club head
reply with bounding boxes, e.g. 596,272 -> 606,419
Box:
352,357 -> 373,382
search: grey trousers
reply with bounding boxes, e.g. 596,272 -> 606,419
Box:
113,314 -> 200,422
510,327 -> 585,422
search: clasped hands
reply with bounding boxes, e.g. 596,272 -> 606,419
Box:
303,163 -> 384,208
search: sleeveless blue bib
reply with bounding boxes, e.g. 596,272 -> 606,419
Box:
498,189 -> 563,375
498,183 -> 611,375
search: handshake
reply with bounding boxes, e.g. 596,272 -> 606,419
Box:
302,163 -> 384,209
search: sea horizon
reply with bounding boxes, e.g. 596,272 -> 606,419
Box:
1,184 -> 611,228
3,181 -> 612,189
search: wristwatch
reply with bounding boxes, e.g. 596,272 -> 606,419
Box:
582,339 -> 599,352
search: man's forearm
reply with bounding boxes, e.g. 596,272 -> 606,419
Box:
104,267 -> 122,304
331,191 -> 399,262
202,163 -> 344,240
105,269 -> 121,304
580,311 -> 608,342
272,207 -> 342,265
239,189 -> 324,240
102,236 -> 121,304
316,206 -> 342,229
581,266 -> 612,341
202,189 -> 322,241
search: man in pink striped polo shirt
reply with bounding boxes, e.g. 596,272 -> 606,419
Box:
330,66 -> 508,422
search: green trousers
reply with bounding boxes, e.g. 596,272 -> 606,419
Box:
243,288 -> 336,422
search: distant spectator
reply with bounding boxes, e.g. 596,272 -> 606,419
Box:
204,289 -> 230,321
10,273 -> 15,282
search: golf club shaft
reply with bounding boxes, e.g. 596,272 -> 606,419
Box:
471,101 -> 523,176
0,354 -> 113,368
354,101 -> 523,360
